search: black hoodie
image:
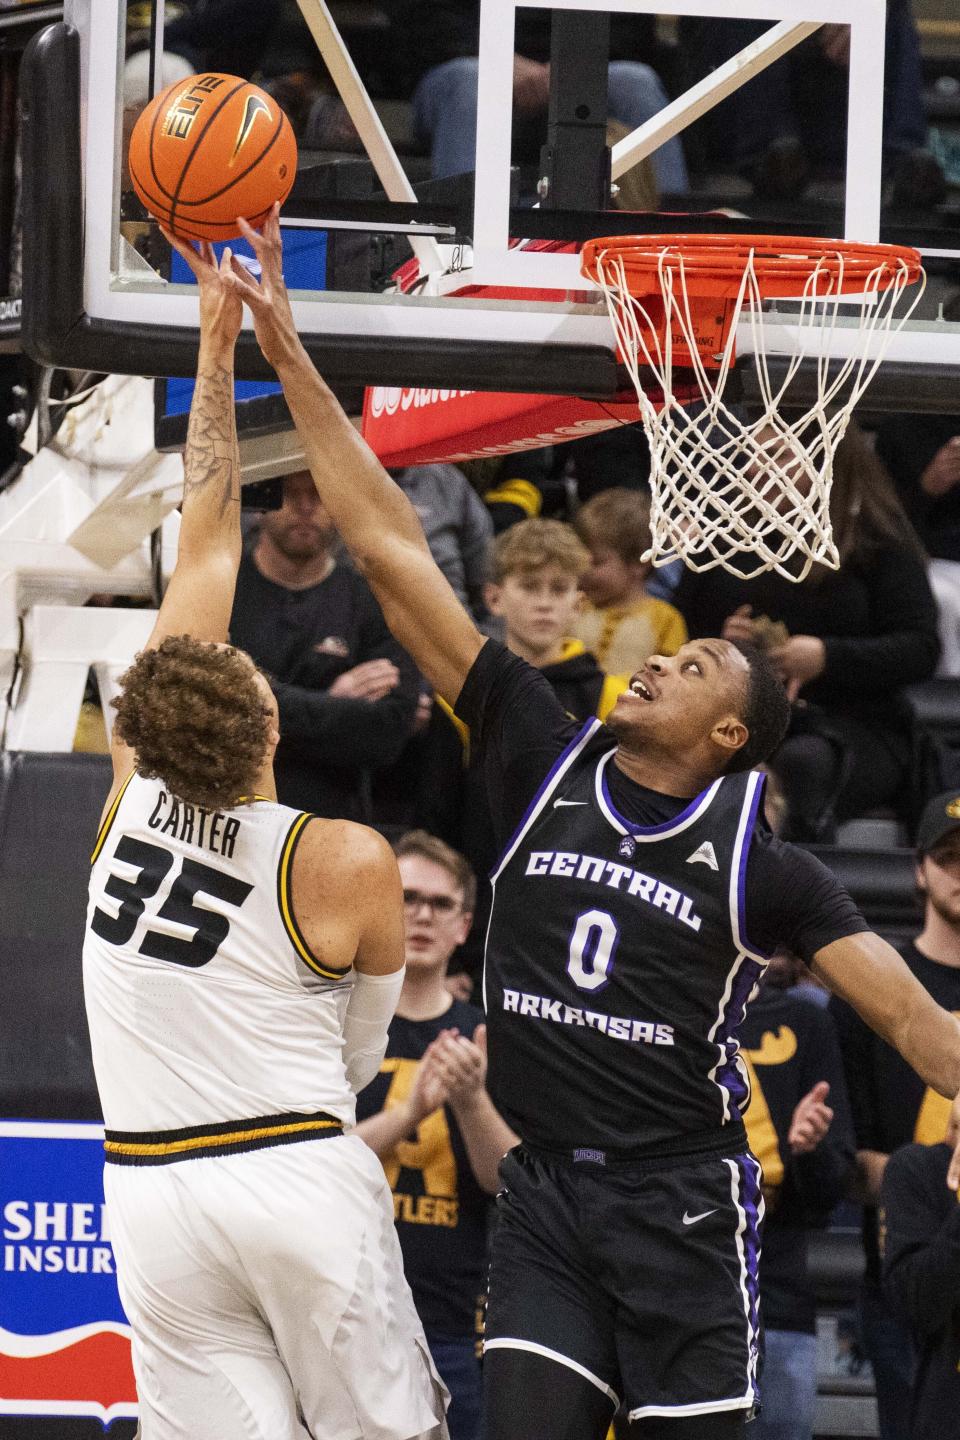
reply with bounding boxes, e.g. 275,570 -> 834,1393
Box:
881,1142 -> 960,1440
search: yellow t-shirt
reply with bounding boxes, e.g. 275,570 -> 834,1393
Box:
573,596 -> 687,675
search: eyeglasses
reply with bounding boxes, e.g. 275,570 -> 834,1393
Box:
402,889 -> 460,916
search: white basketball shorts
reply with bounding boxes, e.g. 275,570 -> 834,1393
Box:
104,1132 -> 449,1440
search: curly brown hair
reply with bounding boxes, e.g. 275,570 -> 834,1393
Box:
112,635 -> 273,810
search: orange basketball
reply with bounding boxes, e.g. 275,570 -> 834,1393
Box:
128,73 -> 297,242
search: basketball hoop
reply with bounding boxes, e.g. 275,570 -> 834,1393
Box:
580,234 -> 925,581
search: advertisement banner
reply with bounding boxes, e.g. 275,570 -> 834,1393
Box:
0,1121 -> 136,1425
361,385 -> 647,468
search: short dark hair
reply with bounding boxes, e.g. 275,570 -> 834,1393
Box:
724,641 -> 791,773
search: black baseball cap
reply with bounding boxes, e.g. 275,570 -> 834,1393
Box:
917,791 -> 960,854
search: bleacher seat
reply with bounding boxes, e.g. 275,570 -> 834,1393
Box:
804,844 -> 919,948
0,751 -> 110,1120
902,679 -> 960,831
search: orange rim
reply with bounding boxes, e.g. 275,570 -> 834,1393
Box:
580,233 -> 924,300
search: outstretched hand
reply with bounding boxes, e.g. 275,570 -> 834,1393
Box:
228,204 -> 301,370
161,229 -> 243,347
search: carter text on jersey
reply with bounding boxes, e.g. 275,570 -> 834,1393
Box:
147,789 -> 241,858
524,850 -> 703,932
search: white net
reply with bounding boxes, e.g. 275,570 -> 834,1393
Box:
588,243 -> 924,581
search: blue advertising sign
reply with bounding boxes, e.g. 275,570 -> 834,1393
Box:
0,1121 -> 137,1424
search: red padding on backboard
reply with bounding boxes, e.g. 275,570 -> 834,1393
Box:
362,386 -> 647,467
365,236 -> 661,466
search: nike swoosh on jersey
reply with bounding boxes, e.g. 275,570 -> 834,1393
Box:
553,798 -> 587,807
682,1208 -> 718,1226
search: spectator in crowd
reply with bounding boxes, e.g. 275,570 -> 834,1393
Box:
679,3 -> 942,206
481,519 -> 628,716
392,463 -> 494,621
416,518 -> 629,984
675,422 -> 939,841
573,487 -> 688,674
738,956 -> 856,1440
229,470 -> 419,820
830,788 -> 960,1440
877,414 -> 960,674
367,464 -> 493,829
387,2 -> 687,193
880,1097 -> 960,1440
354,831 -> 517,1440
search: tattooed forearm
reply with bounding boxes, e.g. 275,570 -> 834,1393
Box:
183,361 -> 241,519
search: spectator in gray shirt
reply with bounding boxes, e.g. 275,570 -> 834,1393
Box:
392,465 -> 493,621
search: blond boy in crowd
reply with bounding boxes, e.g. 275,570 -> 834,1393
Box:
483,517 -> 628,721
573,487 -> 687,674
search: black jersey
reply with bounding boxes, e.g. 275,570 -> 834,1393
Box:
880,1142 -> 960,1440
483,717 -> 770,1156
830,939 -> 960,1280
355,1002 -> 489,1341
456,641 -> 868,1160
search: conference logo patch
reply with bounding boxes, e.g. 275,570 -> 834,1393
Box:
0,1121 -> 136,1424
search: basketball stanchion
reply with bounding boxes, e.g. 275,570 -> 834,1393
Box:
580,235 -> 925,581
128,74 -> 297,242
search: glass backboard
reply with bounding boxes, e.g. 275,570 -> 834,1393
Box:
17,0 -> 960,401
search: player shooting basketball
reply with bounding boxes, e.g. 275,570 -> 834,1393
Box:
82,237 -> 448,1440
231,206 -> 960,1440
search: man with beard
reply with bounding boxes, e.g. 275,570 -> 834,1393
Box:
229,470 -> 419,819
831,790 -> 960,1440
225,207 -> 960,1440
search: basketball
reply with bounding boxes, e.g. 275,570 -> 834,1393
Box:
128,73 -> 297,242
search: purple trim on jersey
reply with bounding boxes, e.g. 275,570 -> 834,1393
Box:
715,956 -> 765,1113
490,718 -> 599,880
734,773 -> 774,962
735,1154 -> 763,1380
599,758 -> 715,837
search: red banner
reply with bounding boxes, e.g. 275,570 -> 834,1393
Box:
362,385 -> 646,468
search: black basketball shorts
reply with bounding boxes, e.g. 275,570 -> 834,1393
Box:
484,1142 -> 763,1423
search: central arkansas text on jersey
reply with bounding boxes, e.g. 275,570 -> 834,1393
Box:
483,719 -> 769,1158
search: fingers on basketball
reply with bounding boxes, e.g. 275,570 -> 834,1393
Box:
129,77 -> 296,242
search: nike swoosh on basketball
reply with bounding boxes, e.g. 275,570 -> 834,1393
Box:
553,798 -> 587,807
232,95 -> 271,161
682,1208 -> 718,1226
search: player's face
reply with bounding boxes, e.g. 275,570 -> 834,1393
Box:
607,639 -> 751,756
580,547 -> 643,609
919,839 -> 960,927
260,471 -> 336,560
486,566 -> 581,660
398,855 -> 471,972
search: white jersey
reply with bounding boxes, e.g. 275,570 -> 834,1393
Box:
83,772 -> 356,1137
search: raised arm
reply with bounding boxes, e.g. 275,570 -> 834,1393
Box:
227,207 -> 484,704
812,931 -> 960,1103
107,237 -> 243,787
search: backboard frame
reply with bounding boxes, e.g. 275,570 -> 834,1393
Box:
18,0 -> 960,394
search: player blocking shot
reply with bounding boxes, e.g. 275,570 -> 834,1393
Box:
228,209 -> 960,1440
81,238 -> 448,1440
